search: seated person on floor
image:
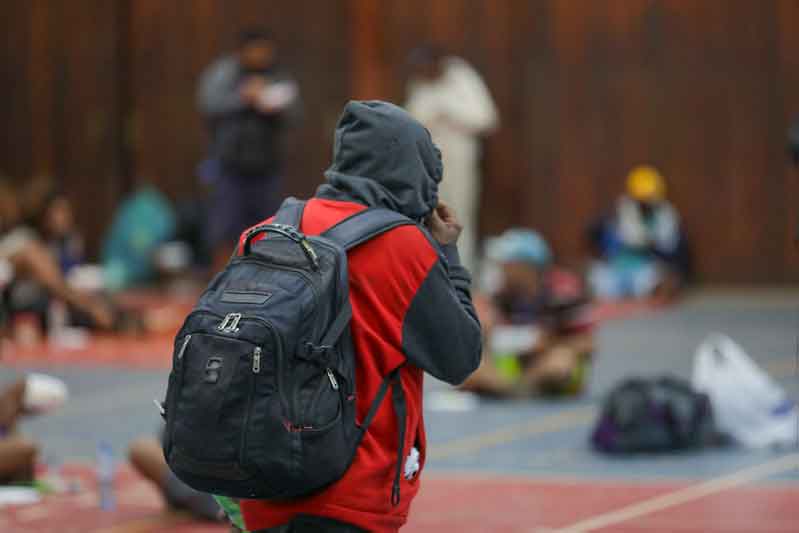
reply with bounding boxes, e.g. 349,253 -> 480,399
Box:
22,177 -> 85,276
587,165 -> 690,301
0,175 -> 119,334
0,374 -> 67,484
463,229 -> 594,397
129,430 -> 249,529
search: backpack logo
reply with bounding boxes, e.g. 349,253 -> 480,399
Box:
204,356 -> 223,383
218,313 -> 242,333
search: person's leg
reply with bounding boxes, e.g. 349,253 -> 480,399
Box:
129,437 -> 222,521
207,177 -> 248,276
10,239 -> 113,328
128,437 -> 168,486
0,435 -> 37,482
629,261 -> 661,299
0,379 -> 26,431
524,333 -> 594,396
439,156 -> 479,273
459,355 -> 519,397
588,260 -> 622,299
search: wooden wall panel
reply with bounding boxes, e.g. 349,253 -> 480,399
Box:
351,0 -> 798,282
4,0 -> 126,255
2,0 -> 797,282
0,2 -> 33,179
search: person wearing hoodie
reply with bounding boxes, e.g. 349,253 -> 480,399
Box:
236,101 -> 482,532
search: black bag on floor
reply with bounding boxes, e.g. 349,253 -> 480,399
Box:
161,198 -> 412,500
591,376 -> 717,454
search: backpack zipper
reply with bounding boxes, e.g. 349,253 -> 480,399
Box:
165,334 -> 192,459
252,346 -> 262,373
326,368 -> 339,390
177,334 -> 192,361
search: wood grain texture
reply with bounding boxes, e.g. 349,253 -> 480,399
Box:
1,1 -> 795,281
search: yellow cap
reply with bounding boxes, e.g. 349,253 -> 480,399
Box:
627,165 -> 665,202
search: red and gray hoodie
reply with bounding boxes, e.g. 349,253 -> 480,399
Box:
239,101 -> 482,532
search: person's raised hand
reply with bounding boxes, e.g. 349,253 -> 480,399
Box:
427,202 -> 462,245
239,76 -> 267,104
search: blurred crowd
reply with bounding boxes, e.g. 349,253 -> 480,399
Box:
0,29 -> 693,390
0,28 -> 698,526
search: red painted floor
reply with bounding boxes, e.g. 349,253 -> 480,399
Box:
4,467 -> 797,532
407,476 -> 799,533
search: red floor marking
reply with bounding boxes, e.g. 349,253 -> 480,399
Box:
597,486 -> 799,533
403,475 -> 799,533
586,298 -> 662,323
3,335 -> 176,370
3,463 -> 225,533
1,291 -> 655,372
1,290 -> 195,370
5,467 -> 798,532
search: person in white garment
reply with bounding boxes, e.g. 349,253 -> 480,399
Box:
405,46 -> 498,271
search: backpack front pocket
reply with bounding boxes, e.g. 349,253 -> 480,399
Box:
168,332 -> 275,478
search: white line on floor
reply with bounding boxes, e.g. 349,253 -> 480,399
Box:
544,453 -> 799,533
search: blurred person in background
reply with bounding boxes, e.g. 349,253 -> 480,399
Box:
22,176 -> 85,276
587,165 -> 689,301
197,28 -> 301,275
0,373 -> 67,484
405,45 -> 498,272
464,229 -> 594,397
128,431 -> 229,525
0,379 -> 37,484
0,176 -> 114,333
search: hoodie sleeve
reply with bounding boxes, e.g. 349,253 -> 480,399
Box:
197,57 -> 246,117
401,241 -> 482,385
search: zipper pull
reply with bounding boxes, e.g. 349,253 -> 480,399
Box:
253,346 -> 262,374
177,334 -> 192,361
326,368 -> 339,390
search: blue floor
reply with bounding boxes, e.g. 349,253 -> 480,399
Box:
5,288 -> 799,486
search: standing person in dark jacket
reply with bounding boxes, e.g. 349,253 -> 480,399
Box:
237,101 -> 482,533
197,28 -> 301,274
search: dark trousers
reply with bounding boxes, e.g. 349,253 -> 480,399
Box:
254,514 -> 366,532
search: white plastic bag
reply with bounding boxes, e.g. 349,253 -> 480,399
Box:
692,333 -> 798,448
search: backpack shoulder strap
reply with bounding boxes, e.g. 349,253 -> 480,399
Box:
321,208 -> 415,250
273,197 -> 307,228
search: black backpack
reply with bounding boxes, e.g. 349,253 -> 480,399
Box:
591,376 -> 717,454
162,198 -> 414,503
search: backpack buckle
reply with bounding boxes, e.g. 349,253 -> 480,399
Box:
298,342 -> 333,366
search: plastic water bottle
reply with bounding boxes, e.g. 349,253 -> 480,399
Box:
96,441 -> 116,511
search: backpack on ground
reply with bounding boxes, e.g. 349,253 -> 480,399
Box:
162,198 -> 414,502
591,376 -> 717,454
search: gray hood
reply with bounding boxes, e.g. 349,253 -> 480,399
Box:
316,100 -> 443,220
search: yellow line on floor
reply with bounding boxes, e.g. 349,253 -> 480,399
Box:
427,405 -> 597,461
544,453 -> 799,533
